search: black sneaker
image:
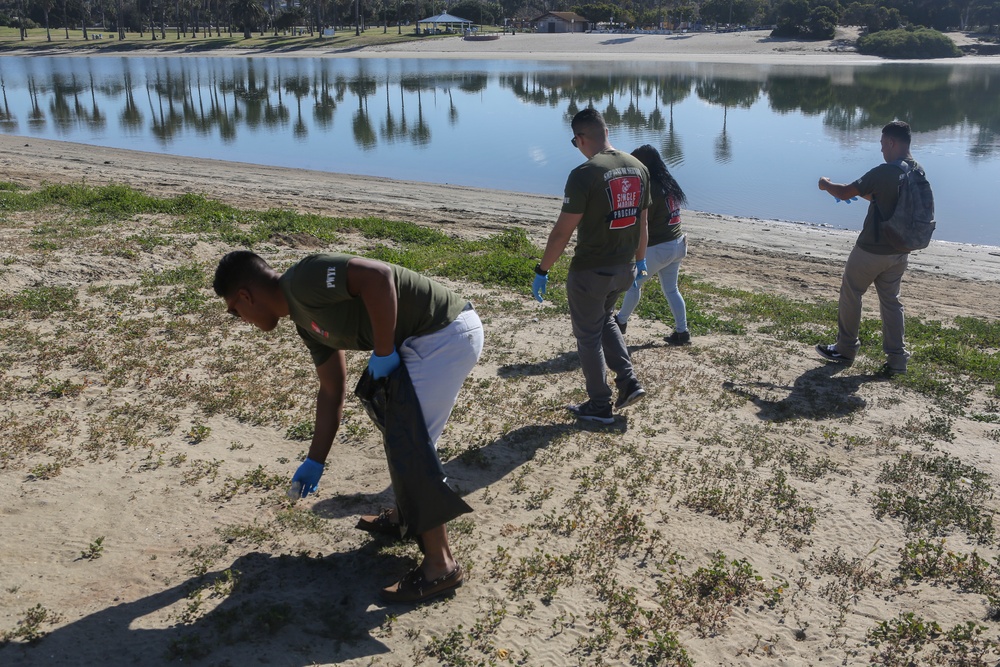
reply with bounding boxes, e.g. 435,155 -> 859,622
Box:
879,362 -> 907,376
666,330 -> 690,346
567,400 -> 614,424
614,380 -> 646,410
614,314 -> 627,335
815,343 -> 853,365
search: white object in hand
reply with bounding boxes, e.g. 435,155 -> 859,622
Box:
287,481 -> 302,500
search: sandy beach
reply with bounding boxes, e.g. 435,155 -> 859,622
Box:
39,26 -> 993,64
2,31 -> 999,667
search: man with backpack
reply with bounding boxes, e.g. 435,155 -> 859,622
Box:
815,120 -> 934,376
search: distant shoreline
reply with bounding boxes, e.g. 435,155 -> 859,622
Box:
2,28 -> 997,65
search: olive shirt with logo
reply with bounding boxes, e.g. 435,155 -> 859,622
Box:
279,253 -> 468,366
561,150 -> 652,271
647,187 -> 683,247
852,158 -> 919,255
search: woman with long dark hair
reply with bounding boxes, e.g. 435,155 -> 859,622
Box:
615,144 -> 691,345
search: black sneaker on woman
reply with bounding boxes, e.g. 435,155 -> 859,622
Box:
666,330 -> 691,346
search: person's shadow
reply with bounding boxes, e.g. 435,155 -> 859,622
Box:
496,341 -> 659,378
0,548 -> 408,667
308,343 -> 651,521
723,364 -> 884,422
313,419 -> 627,522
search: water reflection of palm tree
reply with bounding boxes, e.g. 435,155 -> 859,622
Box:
715,107 -> 732,164
447,89 -> 458,125
213,79 -> 238,143
352,96 -> 376,149
348,74 -> 378,149
0,74 -> 17,132
146,71 -> 182,145
86,72 -> 106,132
238,61 -> 272,129
380,79 -> 398,143
696,78 -> 759,165
401,75 -> 432,146
603,96 -> 621,126
120,66 -> 143,132
457,73 -> 488,94
283,74 -> 311,138
661,113 -> 683,167
28,78 -> 46,129
657,74 -> 691,167
397,82 -> 409,140
264,87 -> 289,128
184,69 -> 202,133
311,68 -> 336,129
411,86 -> 430,146
48,74 -> 77,133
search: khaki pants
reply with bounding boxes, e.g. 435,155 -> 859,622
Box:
835,245 -> 910,371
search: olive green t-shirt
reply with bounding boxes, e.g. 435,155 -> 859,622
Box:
853,159 -> 918,255
648,187 -> 683,247
279,253 -> 467,366
561,150 -> 651,271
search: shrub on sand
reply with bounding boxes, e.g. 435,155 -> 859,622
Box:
856,27 -> 962,59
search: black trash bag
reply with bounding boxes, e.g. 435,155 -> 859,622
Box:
354,362 -> 472,539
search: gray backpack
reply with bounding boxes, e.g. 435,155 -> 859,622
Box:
877,160 -> 936,252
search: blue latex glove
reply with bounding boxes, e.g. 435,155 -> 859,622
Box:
367,348 -> 401,379
532,273 -> 548,303
291,458 -> 324,498
634,258 -> 649,288
834,196 -> 858,203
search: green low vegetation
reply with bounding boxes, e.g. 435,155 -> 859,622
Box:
857,27 -> 963,58
1,181 -> 996,398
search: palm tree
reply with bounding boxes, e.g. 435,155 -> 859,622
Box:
230,0 -> 267,38
61,0 -> 69,38
36,0 -> 55,41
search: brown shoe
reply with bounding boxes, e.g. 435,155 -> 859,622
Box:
356,508 -> 402,538
380,564 -> 464,604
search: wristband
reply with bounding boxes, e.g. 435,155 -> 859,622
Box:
534,263 -> 548,276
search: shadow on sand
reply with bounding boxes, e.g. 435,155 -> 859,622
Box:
0,547 -> 418,666
723,363 -> 886,422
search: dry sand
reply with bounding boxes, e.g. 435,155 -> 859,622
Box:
1,33 -> 999,667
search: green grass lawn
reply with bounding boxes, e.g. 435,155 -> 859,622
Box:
0,24 -> 472,53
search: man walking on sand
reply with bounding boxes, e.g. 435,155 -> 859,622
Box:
213,250 -> 483,604
532,108 -> 651,424
816,120 -> 921,376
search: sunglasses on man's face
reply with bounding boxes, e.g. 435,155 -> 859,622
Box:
571,134 -> 579,148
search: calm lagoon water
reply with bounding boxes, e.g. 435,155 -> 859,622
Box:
0,55 -> 997,246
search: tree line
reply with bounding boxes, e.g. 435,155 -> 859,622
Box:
1,0 -> 997,43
